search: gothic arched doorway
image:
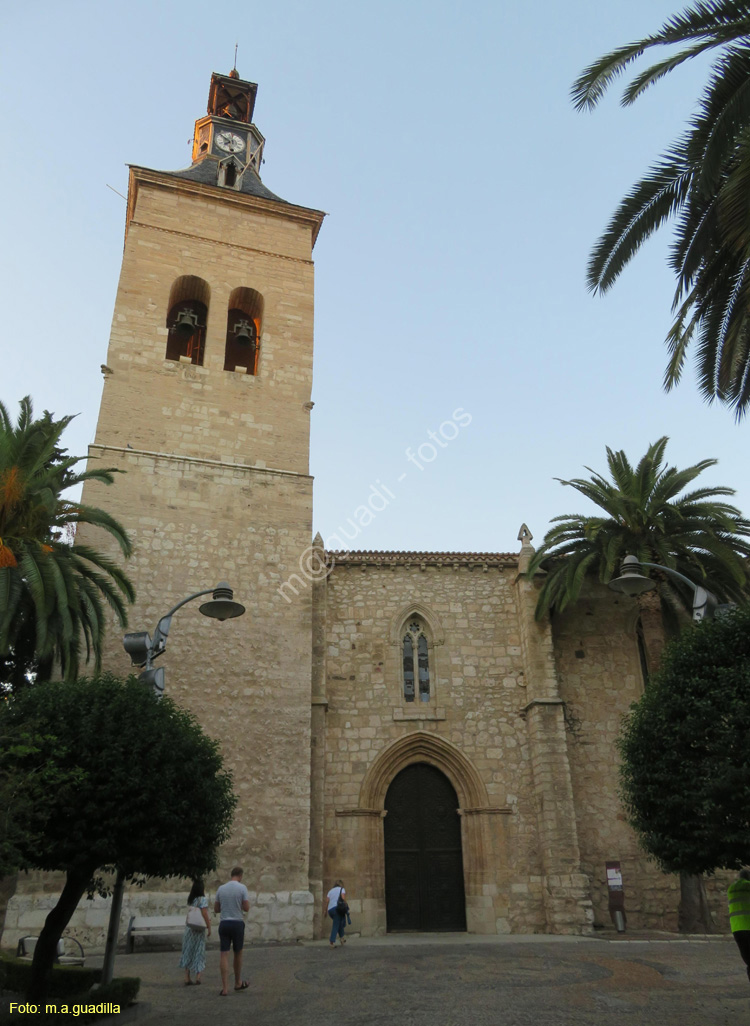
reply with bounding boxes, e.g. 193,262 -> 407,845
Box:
384,762 -> 466,932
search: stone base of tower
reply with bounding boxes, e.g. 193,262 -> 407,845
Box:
540,873 -> 595,935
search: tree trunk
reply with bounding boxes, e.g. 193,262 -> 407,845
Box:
28,867 -> 92,1002
636,590 -> 667,674
101,869 -> 125,985
0,873 -> 18,939
679,873 -> 712,934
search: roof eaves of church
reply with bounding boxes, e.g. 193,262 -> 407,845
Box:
325,550 -> 519,567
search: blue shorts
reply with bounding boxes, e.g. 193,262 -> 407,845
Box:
218,920 -> 245,952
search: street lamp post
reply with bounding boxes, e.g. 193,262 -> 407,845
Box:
123,581 -> 246,696
101,582 -> 246,985
608,554 -> 720,622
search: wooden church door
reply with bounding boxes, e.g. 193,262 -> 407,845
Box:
384,763 -> 466,931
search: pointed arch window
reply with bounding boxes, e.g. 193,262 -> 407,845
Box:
403,618 -> 430,703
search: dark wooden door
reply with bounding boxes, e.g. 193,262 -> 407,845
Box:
384,762 -> 466,931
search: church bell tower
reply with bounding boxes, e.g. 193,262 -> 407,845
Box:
78,70 -> 326,936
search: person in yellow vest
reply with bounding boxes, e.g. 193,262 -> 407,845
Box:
728,869 -> 750,981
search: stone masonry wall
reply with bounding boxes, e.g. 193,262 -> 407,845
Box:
95,172 -> 319,475
318,557 -> 547,936
3,881 -> 314,955
5,453 -> 317,948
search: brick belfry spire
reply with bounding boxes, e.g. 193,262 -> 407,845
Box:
70,70 -> 326,937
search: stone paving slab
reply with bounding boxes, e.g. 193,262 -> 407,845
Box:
94,934 -> 747,1025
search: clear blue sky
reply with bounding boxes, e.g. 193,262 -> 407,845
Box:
1,1 -> 746,555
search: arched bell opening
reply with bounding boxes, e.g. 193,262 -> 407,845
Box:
384,763 -> 466,932
225,287 -> 263,374
165,276 -> 210,366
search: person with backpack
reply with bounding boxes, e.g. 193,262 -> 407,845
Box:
325,878 -> 349,948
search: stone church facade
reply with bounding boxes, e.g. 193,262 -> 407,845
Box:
2,71 -> 729,951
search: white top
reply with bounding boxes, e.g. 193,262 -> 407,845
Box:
327,886 -> 346,912
215,879 -> 249,921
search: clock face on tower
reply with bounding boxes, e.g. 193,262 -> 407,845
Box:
215,130 -> 245,154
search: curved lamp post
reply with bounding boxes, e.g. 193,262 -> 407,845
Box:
123,581 -> 246,696
104,582 -> 245,985
608,555 -> 719,622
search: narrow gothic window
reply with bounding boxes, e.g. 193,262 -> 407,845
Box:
403,634 -> 414,702
403,618 -> 430,703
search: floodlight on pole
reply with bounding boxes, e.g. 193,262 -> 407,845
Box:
608,555 -> 719,622
123,581 -> 246,692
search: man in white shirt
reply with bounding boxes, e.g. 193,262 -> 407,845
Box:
214,866 -> 250,995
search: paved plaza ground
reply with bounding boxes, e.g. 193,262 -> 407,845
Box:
90,933 -> 748,1025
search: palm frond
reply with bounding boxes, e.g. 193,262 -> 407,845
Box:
0,398 -> 136,682
624,38 -> 726,104
576,3 -> 750,412
587,155 -> 692,293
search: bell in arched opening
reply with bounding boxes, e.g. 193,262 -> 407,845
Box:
165,295 -> 208,365
224,289 -> 263,374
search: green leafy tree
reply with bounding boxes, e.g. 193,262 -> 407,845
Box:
527,436 -> 750,632
572,1 -> 750,416
619,603 -> 750,876
0,396 -> 135,686
0,728 -> 85,881
0,673 -> 237,1001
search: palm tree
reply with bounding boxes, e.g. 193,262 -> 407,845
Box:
527,436 -> 750,627
572,2 -> 750,416
0,397 -> 135,686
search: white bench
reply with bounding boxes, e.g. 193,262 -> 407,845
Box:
126,914 -> 186,952
16,935 -> 85,966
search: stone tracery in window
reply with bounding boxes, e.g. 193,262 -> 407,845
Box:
403,618 -> 430,703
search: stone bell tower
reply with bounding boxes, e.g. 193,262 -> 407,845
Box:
76,70 -> 326,939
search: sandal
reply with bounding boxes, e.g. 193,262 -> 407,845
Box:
234,981 -> 249,991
